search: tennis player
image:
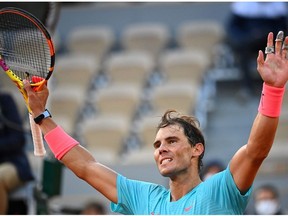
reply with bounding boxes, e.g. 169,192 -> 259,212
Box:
24,31 -> 288,214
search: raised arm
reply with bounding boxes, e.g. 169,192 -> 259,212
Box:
23,80 -> 118,203
230,31 -> 288,193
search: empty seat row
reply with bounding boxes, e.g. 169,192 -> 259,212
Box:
53,47 -> 211,92
65,20 -> 225,62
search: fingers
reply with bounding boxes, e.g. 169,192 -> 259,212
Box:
267,32 -> 274,48
275,31 -> 284,55
257,50 -> 265,73
265,31 -> 287,59
265,32 -> 274,57
23,79 -> 33,95
281,36 -> 288,59
23,79 -> 49,112
257,50 -> 265,65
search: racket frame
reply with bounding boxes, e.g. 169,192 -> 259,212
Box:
0,7 -> 56,156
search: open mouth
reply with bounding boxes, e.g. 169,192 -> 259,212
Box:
160,158 -> 173,165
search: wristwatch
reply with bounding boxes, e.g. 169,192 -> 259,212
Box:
34,109 -> 52,124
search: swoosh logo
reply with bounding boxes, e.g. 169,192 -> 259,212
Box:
184,205 -> 193,212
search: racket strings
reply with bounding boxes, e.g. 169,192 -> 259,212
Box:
0,11 -> 51,82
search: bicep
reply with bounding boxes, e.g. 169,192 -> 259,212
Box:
61,145 -> 118,203
230,145 -> 263,194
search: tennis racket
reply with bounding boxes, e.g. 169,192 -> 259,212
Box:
0,7 -> 55,156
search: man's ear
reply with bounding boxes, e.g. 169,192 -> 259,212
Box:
192,143 -> 204,157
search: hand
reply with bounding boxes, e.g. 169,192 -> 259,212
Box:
23,79 -> 49,116
257,31 -> 288,88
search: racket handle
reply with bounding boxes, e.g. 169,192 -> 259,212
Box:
29,114 -> 46,156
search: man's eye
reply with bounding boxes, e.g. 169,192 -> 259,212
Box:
154,143 -> 160,149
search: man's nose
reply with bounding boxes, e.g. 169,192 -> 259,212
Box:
158,143 -> 168,154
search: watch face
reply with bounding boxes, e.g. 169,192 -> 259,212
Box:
43,110 -> 51,118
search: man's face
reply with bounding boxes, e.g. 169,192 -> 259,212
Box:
254,189 -> 280,215
153,124 -> 194,177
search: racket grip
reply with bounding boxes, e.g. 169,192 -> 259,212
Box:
29,114 -> 46,156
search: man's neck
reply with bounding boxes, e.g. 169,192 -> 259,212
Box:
169,174 -> 202,201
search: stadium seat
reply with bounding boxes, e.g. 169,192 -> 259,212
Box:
150,82 -> 200,115
176,20 -> 225,62
80,114 -> 130,164
49,86 -> 85,135
103,51 -> 155,88
158,48 -> 210,84
137,114 -> 160,148
121,23 -> 170,58
66,25 -> 115,61
90,84 -> 142,122
53,53 -> 100,93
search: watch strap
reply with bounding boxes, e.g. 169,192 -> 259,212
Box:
34,109 -> 52,124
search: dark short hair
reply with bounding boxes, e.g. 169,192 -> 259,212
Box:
81,201 -> 106,215
200,159 -> 225,180
254,184 -> 279,200
157,109 -> 205,173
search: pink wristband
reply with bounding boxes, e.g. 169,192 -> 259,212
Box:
258,82 -> 285,117
44,126 -> 79,160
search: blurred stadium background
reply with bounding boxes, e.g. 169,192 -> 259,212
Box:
1,2 -> 288,214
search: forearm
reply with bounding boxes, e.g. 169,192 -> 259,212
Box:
246,83 -> 283,159
38,117 -> 58,135
246,113 -> 278,160
61,144 -> 97,178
